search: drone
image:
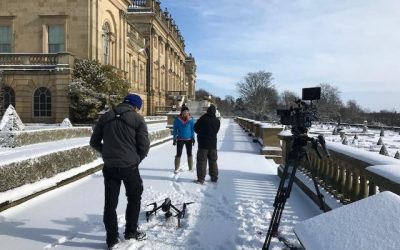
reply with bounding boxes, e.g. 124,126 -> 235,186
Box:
145,198 -> 194,227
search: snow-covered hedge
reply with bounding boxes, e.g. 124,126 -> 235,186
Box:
0,145 -> 98,192
0,128 -> 172,192
0,127 -> 93,148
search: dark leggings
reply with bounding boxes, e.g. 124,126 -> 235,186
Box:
176,140 -> 193,157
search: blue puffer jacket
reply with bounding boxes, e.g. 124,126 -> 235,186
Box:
173,115 -> 195,141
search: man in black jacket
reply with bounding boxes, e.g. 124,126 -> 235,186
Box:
90,93 -> 150,249
194,104 -> 221,184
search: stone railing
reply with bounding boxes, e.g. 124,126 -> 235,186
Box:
131,0 -> 149,8
279,131 -> 400,206
236,117 -> 400,208
235,117 -> 284,163
155,106 -> 172,113
0,53 -> 74,70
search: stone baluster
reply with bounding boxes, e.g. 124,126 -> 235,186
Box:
332,159 -> 340,194
344,165 -> 353,202
368,181 -> 377,196
358,173 -> 369,200
338,162 -> 346,196
351,170 -> 360,201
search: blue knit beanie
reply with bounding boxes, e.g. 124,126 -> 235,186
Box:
123,94 -> 143,110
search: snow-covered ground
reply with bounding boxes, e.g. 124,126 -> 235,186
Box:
0,119 -> 321,249
309,125 -> 400,158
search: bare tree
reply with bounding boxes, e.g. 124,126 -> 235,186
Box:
317,83 -> 343,121
279,90 -> 300,108
340,99 -> 365,123
236,71 -> 278,120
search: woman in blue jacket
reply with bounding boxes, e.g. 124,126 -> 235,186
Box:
173,106 -> 195,173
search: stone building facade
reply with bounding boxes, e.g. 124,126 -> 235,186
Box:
0,0 -> 196,122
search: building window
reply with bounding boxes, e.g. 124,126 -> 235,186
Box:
103,23 -> 111,64
0,26 -> 12,53
48,25 -> 65,53
0,86 -> 15,114
33,87 -> 51,117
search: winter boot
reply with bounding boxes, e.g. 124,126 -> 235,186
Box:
174,157 -> 181,173
188,156 -> 193,171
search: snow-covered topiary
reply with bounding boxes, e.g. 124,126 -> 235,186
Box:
380,128 -> 385,137
0,104 -> 25,131
362,125 -> 368,133
395,151 -> 400,159
354,134 -> 359,140
332,127 -> 338,135
377,137 -> 384,145
60,118 -> 73,127
379,144 -> 389,156
342,136 -> 348,145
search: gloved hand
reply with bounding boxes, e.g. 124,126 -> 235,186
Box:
192,139 -> 195,146
173,140 -> 177,146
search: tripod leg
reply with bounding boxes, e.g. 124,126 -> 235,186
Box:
305,153 -> 326,212
263,160 -> 298,250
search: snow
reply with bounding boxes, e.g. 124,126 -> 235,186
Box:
60,118 -> 73,127
0,119 -> 321,249
0,137 -> 90,166
294,191 -> 400,250
326,142 -> 400,166
366,165 -> 400,184
0,159 -> 103,204
0,105 -> 25,131
260,123 -> 283,129
310,125 -> 400,158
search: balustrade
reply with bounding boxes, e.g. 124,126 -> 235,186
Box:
236,116 -> 400,206
0,53 -> 58,65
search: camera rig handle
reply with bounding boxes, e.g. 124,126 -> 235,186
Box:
310,134 -> 330,159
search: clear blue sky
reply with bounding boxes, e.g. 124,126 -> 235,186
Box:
161,0 -> 400,112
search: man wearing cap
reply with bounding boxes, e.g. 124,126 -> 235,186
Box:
90,93 -> 150,249
172,105 -> 195,173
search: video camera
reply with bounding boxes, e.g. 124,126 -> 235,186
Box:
277,87 -> 321,135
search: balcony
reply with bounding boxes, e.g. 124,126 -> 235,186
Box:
0,53 -> 74,72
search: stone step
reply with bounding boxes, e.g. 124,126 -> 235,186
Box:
260,146 -> 282,155
265,154 -> 283,164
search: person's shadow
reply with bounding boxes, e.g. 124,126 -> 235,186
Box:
0,214 -> 106,249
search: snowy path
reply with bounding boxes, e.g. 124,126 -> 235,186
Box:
0,119 -> 321,250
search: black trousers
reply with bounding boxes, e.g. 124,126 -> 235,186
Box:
102,166 -> 143,242
176,140 -> 193,157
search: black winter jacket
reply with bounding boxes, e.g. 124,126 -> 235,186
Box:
90,103 -> 150,168
194,106 -> 220,149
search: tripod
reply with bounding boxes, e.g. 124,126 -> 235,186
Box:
263,133 -> 329,249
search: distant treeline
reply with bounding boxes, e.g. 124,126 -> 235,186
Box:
196,71 -> 400,127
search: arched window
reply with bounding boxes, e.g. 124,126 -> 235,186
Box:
102,23 -> 111,64
33,87 -> 51,117
1,86 -> 15,114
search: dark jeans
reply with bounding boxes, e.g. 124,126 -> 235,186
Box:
176,140 -> 193,157
102,166 -> 143,242
196,148 -> 218,182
